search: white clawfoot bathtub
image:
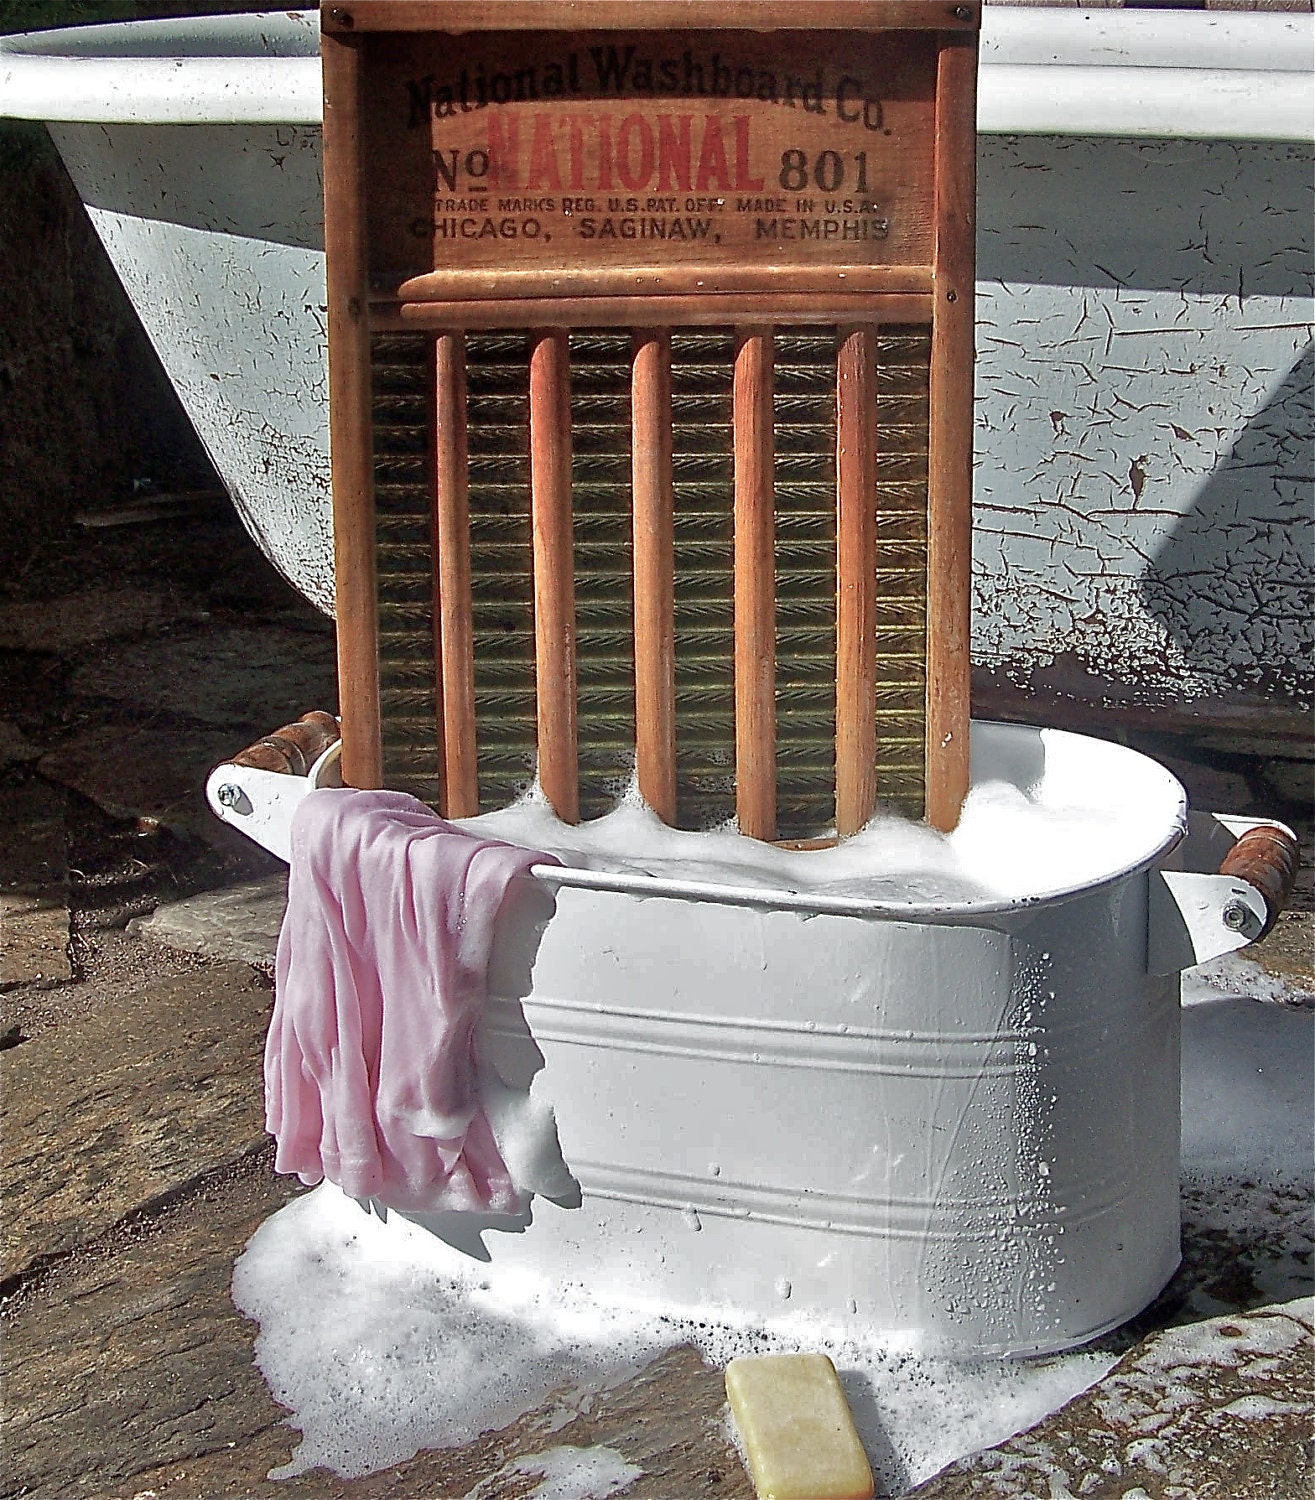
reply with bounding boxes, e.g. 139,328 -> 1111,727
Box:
2,7 -> 1312,714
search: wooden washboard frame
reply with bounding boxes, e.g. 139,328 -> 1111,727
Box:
322,0 -> 978,837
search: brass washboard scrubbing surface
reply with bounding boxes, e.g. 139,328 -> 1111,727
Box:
321,0 -> 978,839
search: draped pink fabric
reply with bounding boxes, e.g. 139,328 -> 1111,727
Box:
266,787 -> 555,1214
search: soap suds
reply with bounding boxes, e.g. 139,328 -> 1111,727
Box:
465,1445 -> 644,1500
454,759 -> 1178,909
231,1195 -> 663,1480
233,1186 -> 1117,1491
1184,951 -> 1313,1009
234,958 -> 1312,1492
1180,973 -> 1314,1189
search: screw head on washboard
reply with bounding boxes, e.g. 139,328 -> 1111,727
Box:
321,0 -> 978,838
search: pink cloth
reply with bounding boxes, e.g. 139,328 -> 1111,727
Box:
266,787 -> 555,1214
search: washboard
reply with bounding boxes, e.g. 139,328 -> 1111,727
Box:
322,0 -> 978,838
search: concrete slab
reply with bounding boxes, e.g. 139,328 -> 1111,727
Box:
132,875 -> 287,968
0,774 -> 67,888
0,718 -> 42,772
0,896 -> 71,986
0,773 -> 70,987
0,587 -> 169,654
1,1149 -> 752,1500
1262,758 -> 1312,806
0,961 -> 272,1284
1,1155 -> 302,1500
907,1299 -> 1314,1500
66,624 -> 336,733
38,723 -> 247,839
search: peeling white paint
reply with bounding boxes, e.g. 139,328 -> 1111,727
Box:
975,134 -> 1313,705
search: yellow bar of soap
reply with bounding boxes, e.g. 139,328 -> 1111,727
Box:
725,1353 -> 875,1500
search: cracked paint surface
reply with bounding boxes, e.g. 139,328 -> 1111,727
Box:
46,126 -> 1314,708
976,135 -> 1313,708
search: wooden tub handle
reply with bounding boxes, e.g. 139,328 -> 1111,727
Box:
1219,823 -> 1301,938
226,712 -> 341,777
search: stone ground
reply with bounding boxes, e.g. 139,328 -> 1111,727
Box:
2,502 -> 1312,1499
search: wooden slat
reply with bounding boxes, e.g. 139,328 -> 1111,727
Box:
398,266 -> 934,303
733,330 -> 776,842
424,336 -> 448,812
631,330 -> 678,825
528,328 -> 579,823
389,294 -> 934,332
326,2 -> 978,34
433,332 -> 478,816
322,30 -> 382,788
925,32 -> 977,833
835,325 -> 879,837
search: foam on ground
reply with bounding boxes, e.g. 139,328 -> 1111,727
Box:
232,1183 -> 1117,1490
233,956 -> 1313,1492
1177,956 -> 1314,1323
1184,951 -> 1314,1010
464,1445 -> 644,1500
1181,961 -> 1314,1188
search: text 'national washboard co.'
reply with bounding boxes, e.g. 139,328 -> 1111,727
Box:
406,45 -> 890,131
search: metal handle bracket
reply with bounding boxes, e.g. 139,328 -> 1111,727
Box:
1148,812 -> 1300,976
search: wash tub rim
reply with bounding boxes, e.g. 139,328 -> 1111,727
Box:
218,718 -> 1295,963
484,720 -> 1194,925
522,847 -> 1175,926
263,721 -> 1192,924
0,7 -> 1311,141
